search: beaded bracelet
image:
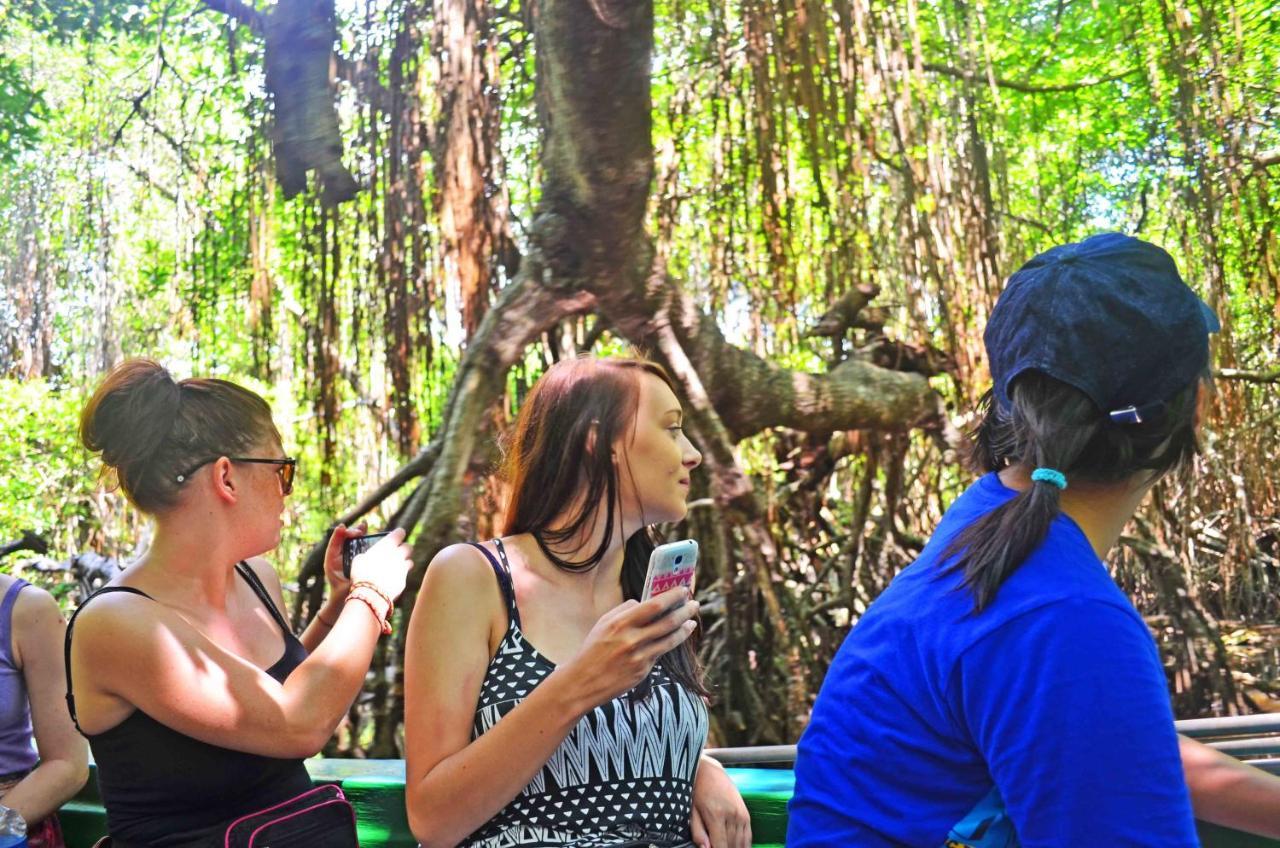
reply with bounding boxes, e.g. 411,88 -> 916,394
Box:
350,580 -> 394,610
346,589 -> 392,635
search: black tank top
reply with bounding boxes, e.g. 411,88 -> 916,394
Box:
462,540 -> 707,848
65,563 -> 313,847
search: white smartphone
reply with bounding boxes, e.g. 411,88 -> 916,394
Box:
640,540 -> 699,602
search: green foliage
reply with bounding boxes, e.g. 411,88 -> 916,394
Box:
0,379 -> 98,557
0,55 -> 43,163
5,0 -> 149,42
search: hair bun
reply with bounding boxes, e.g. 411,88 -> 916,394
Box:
80,358 -> 280,513
80,358 -> 182,472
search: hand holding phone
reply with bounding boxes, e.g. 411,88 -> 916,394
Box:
342,530 -> 393,578
640,540 -> 699,603
557,566 -> 700,710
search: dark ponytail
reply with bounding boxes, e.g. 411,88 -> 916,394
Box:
80,359 -> 280,513
944,371 -> 1203,612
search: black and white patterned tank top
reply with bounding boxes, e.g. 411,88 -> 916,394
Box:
461,540 -> 708,848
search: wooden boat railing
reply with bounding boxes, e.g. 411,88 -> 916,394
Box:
53,714 -> 1280,847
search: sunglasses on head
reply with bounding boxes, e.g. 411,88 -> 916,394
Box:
175,456 -> 298,496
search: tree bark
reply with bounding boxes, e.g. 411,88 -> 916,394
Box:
383,6 -> 428,457
405,277 -> 598,580
531,0 -> 939,440
432,0 -> 512,336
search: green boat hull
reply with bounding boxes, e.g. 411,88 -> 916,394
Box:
52,759 -> 1277,847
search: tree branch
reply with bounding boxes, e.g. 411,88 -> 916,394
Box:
200,0 -> 265,35
804,284 -> 880,339
580,317 -> 610,352
405,276 -> 599,586
996,209 -> 1056,237
533,0 -> 938,440
922,62 -> 1140,94
1255,150 -> 1280,169
1216,367 -> 1280,384
123,163 -> 179,204
292,439 -> 442,620
656,286 -> 939,440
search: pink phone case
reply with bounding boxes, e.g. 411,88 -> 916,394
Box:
641,540 -> 699,601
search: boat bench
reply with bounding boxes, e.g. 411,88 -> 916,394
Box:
51,760 -> 793,846
56,713 -> 1280,848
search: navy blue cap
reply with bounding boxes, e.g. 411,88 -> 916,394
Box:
986,233 -> 1220,424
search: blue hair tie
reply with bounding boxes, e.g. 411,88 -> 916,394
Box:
1031,468 -> 1067,490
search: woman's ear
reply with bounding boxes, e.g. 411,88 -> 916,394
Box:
586,418 -> 616,461
210,456 -> 238,505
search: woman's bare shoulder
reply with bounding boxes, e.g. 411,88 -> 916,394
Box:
424,542 -> 504,594
11,582 -> 65,661
11,581 -> 59,620
412,542 -> 511,650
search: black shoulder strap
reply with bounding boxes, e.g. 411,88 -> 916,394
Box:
468,541 -> 521,629
234,562 -> 293,635
64,585 -> 155,734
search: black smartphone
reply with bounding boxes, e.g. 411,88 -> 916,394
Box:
342,531 -> 392,578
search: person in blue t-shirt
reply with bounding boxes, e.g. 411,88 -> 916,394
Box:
789,233 -> 1280,847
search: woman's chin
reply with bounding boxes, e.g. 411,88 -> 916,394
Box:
636,498 -> 689,527
659,502 -> 690,524
245,536 -> 278,560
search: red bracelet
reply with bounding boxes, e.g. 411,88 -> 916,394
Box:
350,580 -> 393,610
346,591 -> 392,635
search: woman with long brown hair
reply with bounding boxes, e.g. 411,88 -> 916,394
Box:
403,356 -> 750,848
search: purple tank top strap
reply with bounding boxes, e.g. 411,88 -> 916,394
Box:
0,579 -> 35,776
0,580 -> 29,667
